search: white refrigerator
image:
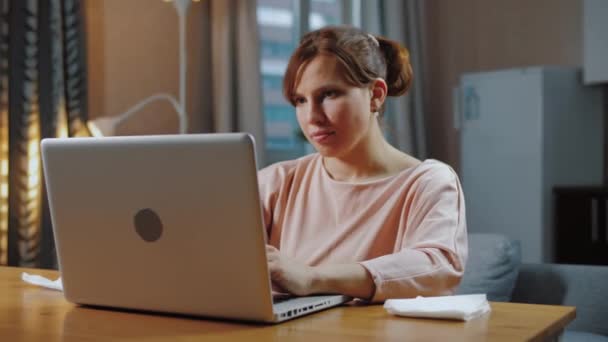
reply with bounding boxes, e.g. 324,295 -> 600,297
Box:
456,67 -> 604,263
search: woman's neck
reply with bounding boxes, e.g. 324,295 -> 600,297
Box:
322,124 -> 416,182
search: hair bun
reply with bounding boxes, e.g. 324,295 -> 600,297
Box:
377,37 -> 413,96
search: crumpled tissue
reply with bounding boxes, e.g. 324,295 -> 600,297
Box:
21,272 -> 63,291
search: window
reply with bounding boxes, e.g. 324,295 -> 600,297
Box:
310,0 -> 342,30
257,0 -> 358,165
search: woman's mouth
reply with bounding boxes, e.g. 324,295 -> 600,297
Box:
310,131 -> 335,143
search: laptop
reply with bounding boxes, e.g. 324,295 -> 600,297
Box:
41,133 -> 350,323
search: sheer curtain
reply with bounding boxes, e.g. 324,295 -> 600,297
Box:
198,0 -> 266,165
361,0 -> 428,159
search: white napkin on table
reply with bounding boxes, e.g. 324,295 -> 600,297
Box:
21,272 -> 63,291
384,294 -> 491,321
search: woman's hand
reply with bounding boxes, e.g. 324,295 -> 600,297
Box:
266,245 -> 376,299
266,245 -> 317,296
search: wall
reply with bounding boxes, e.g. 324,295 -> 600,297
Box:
84,0 -> 204,134
424,0 -> 584,170
85,0 -> 598,171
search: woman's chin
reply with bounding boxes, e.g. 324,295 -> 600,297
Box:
313,145 -> 341,158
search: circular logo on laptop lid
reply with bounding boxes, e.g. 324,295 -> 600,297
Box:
134,208 -> 163,242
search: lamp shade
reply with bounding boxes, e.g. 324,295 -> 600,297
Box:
87,117 -> 119,137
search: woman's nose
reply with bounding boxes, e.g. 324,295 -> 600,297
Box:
305,101 -> 326,124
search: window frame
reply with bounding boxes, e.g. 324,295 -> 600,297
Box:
258,0 -> 363,165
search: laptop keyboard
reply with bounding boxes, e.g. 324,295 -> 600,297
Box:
272,293 -> 293,304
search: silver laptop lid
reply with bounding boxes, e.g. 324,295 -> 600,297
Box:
41,133 -> 275,322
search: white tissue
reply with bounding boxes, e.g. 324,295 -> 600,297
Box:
21,272 -> 63,291
384,294 -> 491,321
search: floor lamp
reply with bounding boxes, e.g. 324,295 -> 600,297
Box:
0,0 -> 193,267
88,0 -> 193,136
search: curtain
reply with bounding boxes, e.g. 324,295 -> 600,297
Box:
198,0 -> 266,166
0,0 -> 88,268
361,0 -> 428,159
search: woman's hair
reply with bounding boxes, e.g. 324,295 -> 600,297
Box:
283,25 -> 413,111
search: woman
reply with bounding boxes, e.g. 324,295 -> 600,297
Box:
259,26 -> 467,303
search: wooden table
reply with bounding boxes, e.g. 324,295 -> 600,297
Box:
1,267 -> 575,341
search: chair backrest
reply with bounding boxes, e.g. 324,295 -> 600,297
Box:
456,233 -> 521,302
512,263 -> 608,336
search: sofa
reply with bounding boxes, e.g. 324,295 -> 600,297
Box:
457,233 -> 608,342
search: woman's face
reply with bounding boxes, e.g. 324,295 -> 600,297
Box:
292,54 -> 376,158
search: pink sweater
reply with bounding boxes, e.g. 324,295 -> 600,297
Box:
258,153 -> 468,302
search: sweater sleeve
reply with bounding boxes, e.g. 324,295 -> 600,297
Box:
257,160 -> 298,236
359,165 -> 468,303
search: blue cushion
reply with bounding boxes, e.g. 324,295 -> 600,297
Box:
563,330 -> 608,342
456,233 -> 521,301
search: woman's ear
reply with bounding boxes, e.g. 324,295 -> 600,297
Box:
370,78 -> 388,113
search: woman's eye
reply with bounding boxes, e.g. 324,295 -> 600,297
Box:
293,97 -> 306,105
323,90 -> 337,98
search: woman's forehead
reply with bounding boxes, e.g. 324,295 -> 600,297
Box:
294,55 -> 347,93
